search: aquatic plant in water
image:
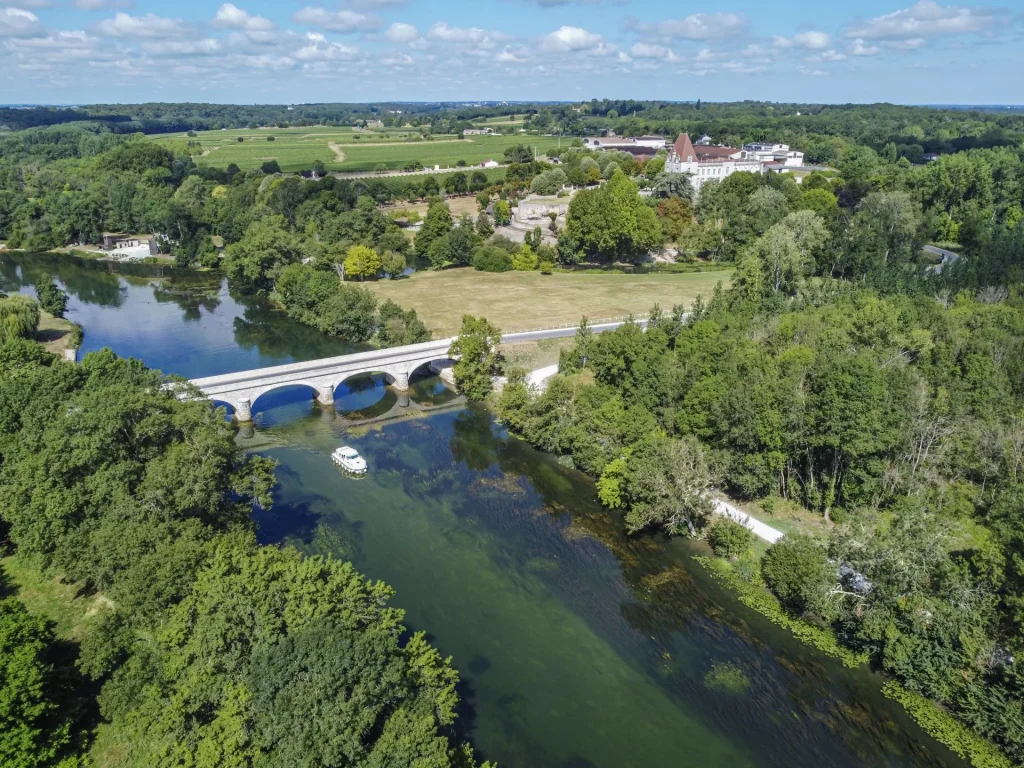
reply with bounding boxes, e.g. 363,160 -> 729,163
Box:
704,662 -> 750,694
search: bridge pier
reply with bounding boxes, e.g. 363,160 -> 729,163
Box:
390,371 -> 410,391
235,398 -> 252,423
316,382 -> 335,406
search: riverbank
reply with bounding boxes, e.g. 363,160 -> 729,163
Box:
35,311 -> 80,357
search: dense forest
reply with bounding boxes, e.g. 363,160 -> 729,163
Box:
0,339 -> 490,767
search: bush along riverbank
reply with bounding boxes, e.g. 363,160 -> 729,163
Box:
485,262 -> 1024,767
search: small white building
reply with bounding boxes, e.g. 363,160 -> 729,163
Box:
464,127 -> 494,136
583,135 -> 665,151
480,159 -> 500,168
742,142 -> 804,166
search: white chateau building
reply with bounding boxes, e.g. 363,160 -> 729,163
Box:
664,134 -> 764,193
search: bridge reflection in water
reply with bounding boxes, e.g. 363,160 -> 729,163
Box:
232,371 -> 466,443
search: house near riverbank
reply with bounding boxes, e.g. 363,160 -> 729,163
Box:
102,233 -> 158,258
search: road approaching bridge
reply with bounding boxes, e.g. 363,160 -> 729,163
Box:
189,321 -> 638,421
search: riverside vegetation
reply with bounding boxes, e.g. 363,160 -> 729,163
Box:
464,140 -> 1024,764
0,339 -> 491,768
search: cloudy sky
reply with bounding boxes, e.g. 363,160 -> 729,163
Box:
1,1 -> 1021,105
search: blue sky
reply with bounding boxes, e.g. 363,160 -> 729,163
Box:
1,0 -> 1021,105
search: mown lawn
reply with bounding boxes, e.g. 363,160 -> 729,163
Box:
365,268 -> 732,336
151,127 -> 562,172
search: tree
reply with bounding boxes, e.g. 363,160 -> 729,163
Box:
377,299 -> 430,347
511,244 -> 539,271
33,279 -> 69,319
476,212 -> 493,238
343,244 -> 382,280
737,224 -> 804,299
0,295 -> 39,344
380,250 -> 406,278
503,144 -> 533,164
0,597 -> 85,768
448,315 -> 503,401
100,535 -> 485,768
558,171 -> 660,264
223,216 -> 307,292
415,201 -> 453,258
493,200 -> 511,226
260,159 -> 281,174
311,159 -> 326,179
317,284 -> 379,341
761,534 -> 834,615
651,172 -> 694,201
603,435 -> 715,536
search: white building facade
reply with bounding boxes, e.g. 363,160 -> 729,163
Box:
664,134 -> 765,194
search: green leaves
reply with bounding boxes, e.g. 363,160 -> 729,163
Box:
448,315 -> 503,402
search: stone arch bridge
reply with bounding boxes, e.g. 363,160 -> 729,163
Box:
188,320 -> 639,422
189,337 -> 459,422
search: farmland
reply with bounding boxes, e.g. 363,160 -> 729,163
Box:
151,126 -> 565,173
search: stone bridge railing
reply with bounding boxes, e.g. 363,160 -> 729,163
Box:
189,337 -> 458,421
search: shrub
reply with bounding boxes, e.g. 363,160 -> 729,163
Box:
761,534 -> 833,615
472,246 -> 513,272
707,519 -> 754,558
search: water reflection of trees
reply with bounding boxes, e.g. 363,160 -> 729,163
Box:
231,297 -> 359,361
0,252 -> 126,307
152,282 -> 221,322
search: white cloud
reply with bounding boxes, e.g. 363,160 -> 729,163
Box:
721,60 -> 767,73
15,0 -> 53,7
292,7 -> 381,33
427,22 -> 509,48
775,31 -> 831,49
380,52 -> 413,66
496,44 -> 527,63
385,22 -> 418,43
630,13 -> 747,41
851,38 -> 879,55
541,25 -> 603,51
629,42 -> 677,60
821,49 -> 847,61
887,37 -> 927,49
798,65 -> 828,76
75,0 -> 133,10
794,31 -> 830,49
213,4 -> 273,32
846,1 -> 996,39
694,47 -> 724,63
144,38 -> 222,56
295,31 -> 360,61
0,7 -> 45,37
95,12 -> 189,38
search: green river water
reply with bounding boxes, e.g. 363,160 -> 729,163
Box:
0,252 -> 969,768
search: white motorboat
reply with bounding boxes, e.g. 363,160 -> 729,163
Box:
332,446 -> 367,475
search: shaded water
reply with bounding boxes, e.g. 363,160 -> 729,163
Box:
1,252 -> 968,768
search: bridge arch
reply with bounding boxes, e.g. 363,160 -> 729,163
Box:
246,380 -> 334,418
408,357 -> 457,382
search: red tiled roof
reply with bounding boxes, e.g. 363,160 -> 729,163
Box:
672,133 -> 695,161
695,145 -> 740,159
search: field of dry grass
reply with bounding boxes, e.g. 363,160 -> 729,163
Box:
366,268 -> 732,336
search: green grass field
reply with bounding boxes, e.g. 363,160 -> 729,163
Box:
152,126 -> 563,173
365,268 -> 732,336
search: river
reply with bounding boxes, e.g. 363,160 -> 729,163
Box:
1,252 -> 968,768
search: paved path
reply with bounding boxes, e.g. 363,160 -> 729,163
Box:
710,497 -> 784,543
923,244 -> 962,274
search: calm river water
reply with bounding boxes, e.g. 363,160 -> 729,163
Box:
1,252 -> 968,768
